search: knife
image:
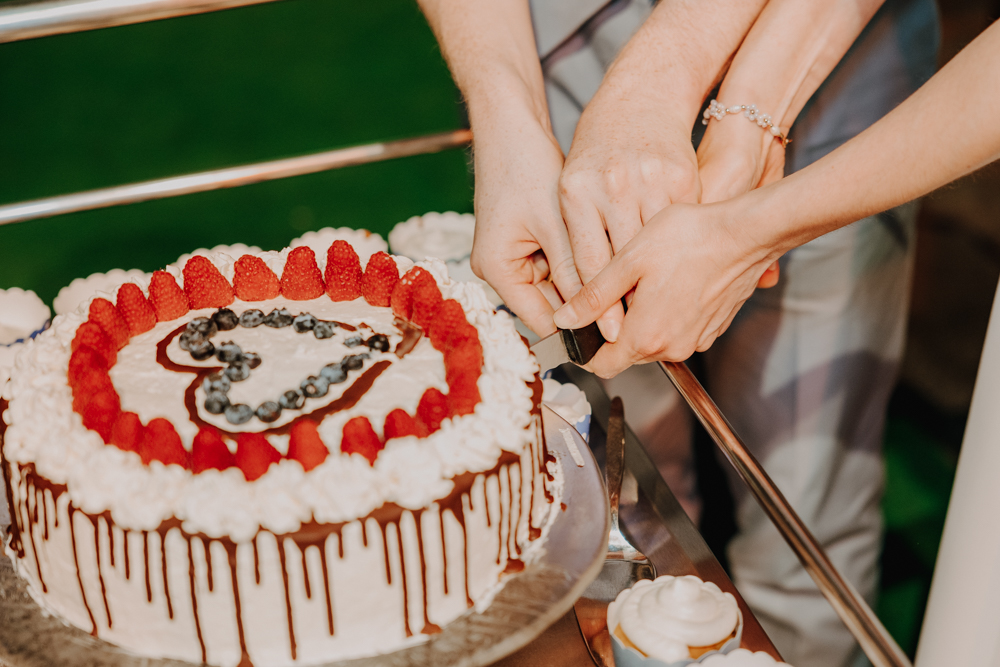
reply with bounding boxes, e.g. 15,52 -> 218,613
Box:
529,321 -> 606,373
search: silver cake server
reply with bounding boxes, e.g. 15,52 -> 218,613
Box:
574,396 -> 655,666
529,321 -> 605,373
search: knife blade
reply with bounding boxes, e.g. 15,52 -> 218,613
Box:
530,321 -> 606,373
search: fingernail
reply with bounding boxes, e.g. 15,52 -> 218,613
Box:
552,304 -> 576,329
601,317 -> 620,344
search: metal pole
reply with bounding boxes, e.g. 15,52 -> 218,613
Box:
0,0 -> 287,43
0,129 -> 472,226
657,360 -> 912,667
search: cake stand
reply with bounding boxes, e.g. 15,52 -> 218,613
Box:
0,405 -> 609,667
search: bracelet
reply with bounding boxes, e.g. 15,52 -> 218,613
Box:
702,99 -> 791,147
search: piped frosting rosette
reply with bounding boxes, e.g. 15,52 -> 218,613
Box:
608,575 -> 743,667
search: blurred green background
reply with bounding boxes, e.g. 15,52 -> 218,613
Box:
0,0 -> 472,305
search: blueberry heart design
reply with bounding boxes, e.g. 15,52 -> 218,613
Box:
159,307 -> 417,434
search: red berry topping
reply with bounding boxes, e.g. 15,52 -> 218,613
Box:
192,427 -> 235,473
280,246 -> 325,300
71,321 -> 117,367
183,256 -> 234,309
81,387 -> 121,444
324,241 -> 362,301
140,418 -> 189,468
68,345 -> 108,388
361,252 -> 399,307
233,255 -> 280,301
236,432 -> 281,481
148,271 -> 189,321
341,416 -> 383,465
71,366 -> 115,413
116,283 -> 156,336
88,298 -> 130,350
390,267 -> 434,320
383,408 -> 427,440
447,373 -> 481,417
411,280 -> 443,330
428,300 -> 478,351
288,419 -> 329,472
416,387 -> 449,433
445,339 -> 484,381
110,411 -> 144,453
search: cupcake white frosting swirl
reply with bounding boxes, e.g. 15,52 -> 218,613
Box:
609,575 -> 739,661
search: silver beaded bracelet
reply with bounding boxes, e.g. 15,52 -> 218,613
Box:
702,99 -> 791,147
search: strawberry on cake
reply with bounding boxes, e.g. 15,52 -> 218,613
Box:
1,238 -> 557,667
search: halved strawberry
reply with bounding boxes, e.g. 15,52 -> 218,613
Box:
235,432 -> 281,481
110,411 -> 144,453
444,340 -> 484,383
140,418 -> 189,468
116,283 -> 156,336
71,321 -> 117,367
71,366 -> 115,413
428,300 -> 478,351
148,271 -> 189,321
341,416 -> 383,465
68,345 -> 108,389
390,267 -> 434,320
191,427 -> 235,473
447,373 -> 481,417
383,408 -> 427,440
233,255 -> 280,301
183,256 -> 234,309
88,298 -> 130,350
361,252 -> 399,307
280,246 -> 325,300
416,387 -> 449,433
81,387 -> 121,444
325,240 -> 363,301
410,280 -> 443,330
287,419 -> 329,472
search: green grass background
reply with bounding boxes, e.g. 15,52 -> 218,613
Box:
0,0 -> 955,656
0,0 -> 472,305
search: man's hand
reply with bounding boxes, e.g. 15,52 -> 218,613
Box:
470,109 -> 580,336
552,201 -> 777,377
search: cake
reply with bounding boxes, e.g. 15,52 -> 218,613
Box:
700,649 -> 791,667
1,239 -> 558,666
608,575 -> 741,666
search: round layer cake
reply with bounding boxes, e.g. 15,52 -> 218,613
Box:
0,240 -> 557,667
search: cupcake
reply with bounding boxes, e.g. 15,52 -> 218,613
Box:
700,649 -> 791,666
608,575 -> 742,666
0,287 -> 51,385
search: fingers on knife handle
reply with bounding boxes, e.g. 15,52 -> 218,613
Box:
560,321 -> 606,365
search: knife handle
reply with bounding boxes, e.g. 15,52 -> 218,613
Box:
560,321 -> 606,366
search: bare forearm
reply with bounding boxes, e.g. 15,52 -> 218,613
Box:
601,0 -> 768,119
719,0 -> 884,128
416,0 -> 549,128
744,20 -> 1000,254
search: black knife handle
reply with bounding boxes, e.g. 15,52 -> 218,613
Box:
559,321 -> 606,366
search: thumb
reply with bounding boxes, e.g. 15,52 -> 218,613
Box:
552,254 -> 636,331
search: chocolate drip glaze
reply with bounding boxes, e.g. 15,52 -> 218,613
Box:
2,371 -> 553,667
1,399 -> 24,558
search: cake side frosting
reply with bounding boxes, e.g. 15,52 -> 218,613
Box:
1,242 -> 558,667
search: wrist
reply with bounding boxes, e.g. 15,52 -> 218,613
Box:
463,62 -> 553,137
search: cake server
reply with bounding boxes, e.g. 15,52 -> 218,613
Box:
529,321 -> 606,372
574,396 -> 655,667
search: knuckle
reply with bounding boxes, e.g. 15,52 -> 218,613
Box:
577,282 -> 606,313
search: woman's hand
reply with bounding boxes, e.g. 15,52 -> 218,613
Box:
552,200 -> 778,377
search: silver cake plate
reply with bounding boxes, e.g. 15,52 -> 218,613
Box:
0,405 -> 609,667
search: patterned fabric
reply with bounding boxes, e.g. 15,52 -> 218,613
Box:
533,1 -> 939,665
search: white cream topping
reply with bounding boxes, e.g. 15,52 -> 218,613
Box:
608,575 -> 739,661
388,211 -> 475,262
701,649 -> 792,667
3,250 -> 539,542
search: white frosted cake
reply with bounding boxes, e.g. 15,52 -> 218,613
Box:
1,239 -> 557,666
